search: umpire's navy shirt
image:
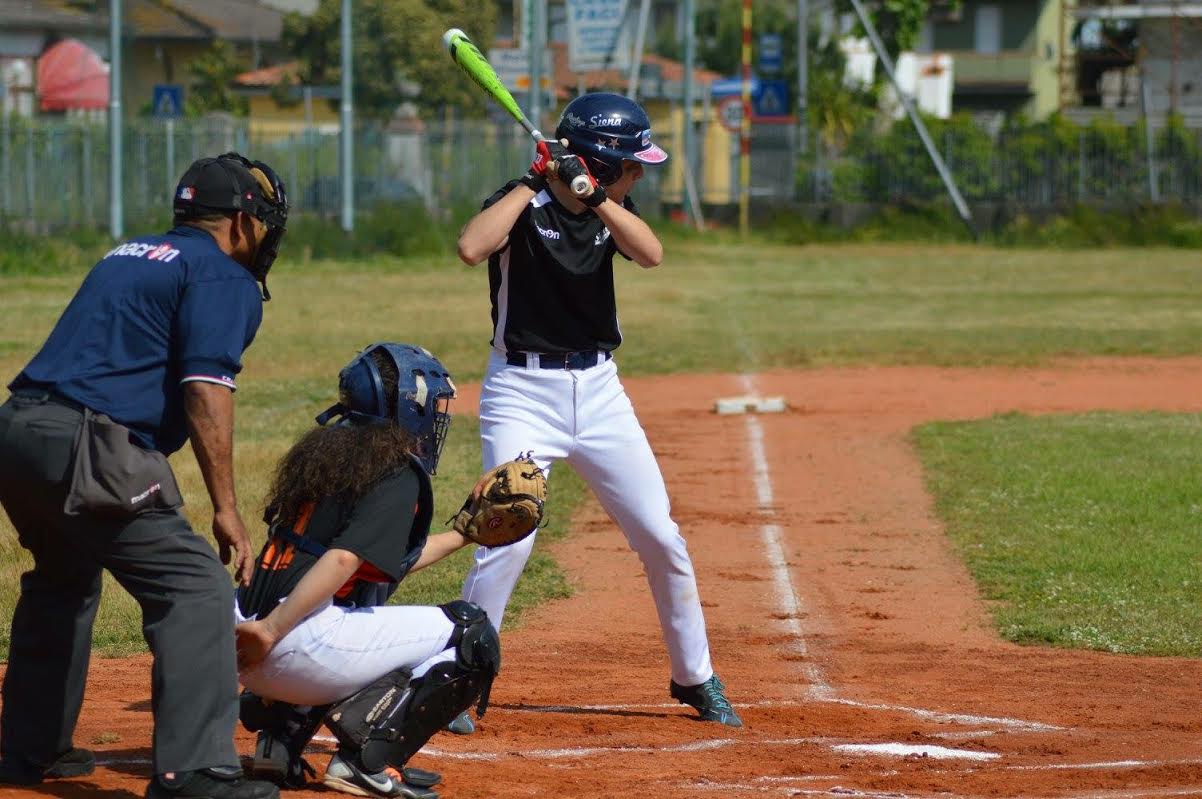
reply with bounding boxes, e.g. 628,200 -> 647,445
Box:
10,225 -> 263,455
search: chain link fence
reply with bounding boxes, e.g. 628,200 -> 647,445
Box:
1,114 -> 1198,233
0,116 -> 665,232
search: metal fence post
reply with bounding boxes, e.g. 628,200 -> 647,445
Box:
166,118 -> 176,201
1,113 -> 10,217
25,126 -> 35,219
83,129 -> 93,225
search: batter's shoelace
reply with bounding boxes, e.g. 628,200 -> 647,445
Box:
698,676 -> 734,713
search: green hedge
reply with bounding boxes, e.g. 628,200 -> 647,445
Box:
807,113 -> 1202,206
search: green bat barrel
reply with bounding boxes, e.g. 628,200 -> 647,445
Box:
443,28 -> 527,126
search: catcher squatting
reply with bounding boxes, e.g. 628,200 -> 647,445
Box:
234,343 -> 547,799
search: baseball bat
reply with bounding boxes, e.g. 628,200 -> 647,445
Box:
442,28 -> 592,197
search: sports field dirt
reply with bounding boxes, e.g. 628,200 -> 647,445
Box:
5,358 -> 1202,799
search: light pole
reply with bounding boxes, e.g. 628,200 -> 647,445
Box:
340,0 -> 354,233
109,0 -> 123,239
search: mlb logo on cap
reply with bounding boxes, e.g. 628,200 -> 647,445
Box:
178,186 -> 195,201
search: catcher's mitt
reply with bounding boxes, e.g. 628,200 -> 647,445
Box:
452,455 -> 547,547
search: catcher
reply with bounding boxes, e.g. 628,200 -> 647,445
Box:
233,342 -> 545,799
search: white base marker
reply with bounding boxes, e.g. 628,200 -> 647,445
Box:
832,742 -> 1000,761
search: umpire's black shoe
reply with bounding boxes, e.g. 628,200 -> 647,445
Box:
669,674 -> 744,728
0,747 -> 96,785
146,766 -> 280,799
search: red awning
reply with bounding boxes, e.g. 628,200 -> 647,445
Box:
38,39 -> 110,112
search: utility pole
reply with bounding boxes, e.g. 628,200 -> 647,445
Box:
529,0 -> 546,129
682,0 -> 695,186
109,0 -> 123,239
627,0 -> 652,98
798,0 -> 808,156
846,0 -> 977,238
739,0 -> 752,235
340,0 -> 354,232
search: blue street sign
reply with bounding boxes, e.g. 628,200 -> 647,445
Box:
753,79 -> 789,117
759,33 -> 782,73
711,76 -> 760,98
152,84 -> 183,118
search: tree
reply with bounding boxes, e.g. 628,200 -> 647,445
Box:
837,0 -> 940,60
281,0 -> 497,119
186,40 -> 249,116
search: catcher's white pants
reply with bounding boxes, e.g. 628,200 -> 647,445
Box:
461,350 -> 714,687
237,601 -> 457,707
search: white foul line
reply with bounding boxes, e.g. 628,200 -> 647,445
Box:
740,375 -> 832,700
736,373 -> 1057,735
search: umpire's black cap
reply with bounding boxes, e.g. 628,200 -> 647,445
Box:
173,152 -> 286,227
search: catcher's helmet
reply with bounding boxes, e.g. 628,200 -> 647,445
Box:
315,342 -> 457,475
555,92 -> 668,185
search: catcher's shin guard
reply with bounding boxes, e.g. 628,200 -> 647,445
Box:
326,602 -> 500,774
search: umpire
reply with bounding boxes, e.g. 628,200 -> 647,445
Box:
0,153 -> 288,799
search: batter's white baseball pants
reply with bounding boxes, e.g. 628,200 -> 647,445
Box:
237,601 -> 457,707
461,350 -> 715,687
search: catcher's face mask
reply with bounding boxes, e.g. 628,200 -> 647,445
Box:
316,342 -> 457,475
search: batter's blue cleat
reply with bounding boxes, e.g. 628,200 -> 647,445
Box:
670,674 -> 743,727
446,711 -> 475,735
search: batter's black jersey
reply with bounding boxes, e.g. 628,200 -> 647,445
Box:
484,180 -> 637,354
237,464 -> 430,619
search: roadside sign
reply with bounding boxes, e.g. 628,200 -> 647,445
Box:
711,76 -> 759,98
488,48 -> 553,93
717,95 -> 744,132
566,0 -> 632,72
758,33 -> 782,73
152,84 -> 183,118
753,79 -> 789,117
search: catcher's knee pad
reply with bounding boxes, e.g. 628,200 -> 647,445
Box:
441,601 -> 501,671
326,606 -> 500,774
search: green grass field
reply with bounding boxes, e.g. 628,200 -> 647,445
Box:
2,241 -> 1201,658
914,413 -> 1202,656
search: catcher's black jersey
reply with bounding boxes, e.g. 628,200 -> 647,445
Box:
484,180 -> 636,354
237,464 -> 428,619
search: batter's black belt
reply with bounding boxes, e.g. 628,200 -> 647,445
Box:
506,350 -> 613,370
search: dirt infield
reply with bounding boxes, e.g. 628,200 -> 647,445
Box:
6,358 -> 1202,799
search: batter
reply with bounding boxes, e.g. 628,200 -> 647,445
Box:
454,92 -> 740,728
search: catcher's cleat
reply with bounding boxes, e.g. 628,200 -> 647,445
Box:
145,767 -> 279,799
669,674 -> 743,728
323,754 -> 439,799
446,711 -> 475,735
0,747 -> 96,785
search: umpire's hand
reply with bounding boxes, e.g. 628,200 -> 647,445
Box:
213,507 -> 255,586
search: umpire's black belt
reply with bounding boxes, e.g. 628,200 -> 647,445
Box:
11,388 -> 87,414
506,350 -> 612,370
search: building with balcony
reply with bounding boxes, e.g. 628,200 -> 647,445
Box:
915,0 -> 1070,119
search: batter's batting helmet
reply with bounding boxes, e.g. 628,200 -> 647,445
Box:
315,343 -> 457,475
555,92 -> 669,185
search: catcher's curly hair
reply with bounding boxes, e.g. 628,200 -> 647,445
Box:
266,350 -> 416,526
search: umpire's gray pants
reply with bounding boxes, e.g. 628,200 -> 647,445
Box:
0,393 -> 239,775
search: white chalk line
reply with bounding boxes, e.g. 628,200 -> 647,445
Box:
472,697 -> 1058,732
416,736 -> 830,762
1005,757 -> 1202,772
737,372 -> 1057,739
683,781 -> 914,798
